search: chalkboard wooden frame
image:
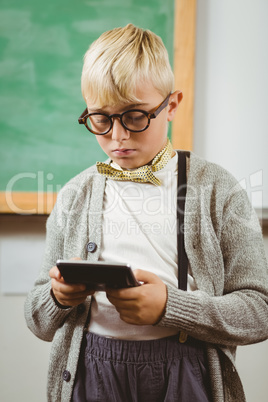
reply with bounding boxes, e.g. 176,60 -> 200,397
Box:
172,0 -> 196,151
0,0 -> 196,215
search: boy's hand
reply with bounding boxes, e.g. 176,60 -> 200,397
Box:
49,259 -> 95,307
106,269 -> 167,325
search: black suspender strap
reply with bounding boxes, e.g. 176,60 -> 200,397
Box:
177,150 -> 190,343
177,151 -> 190,291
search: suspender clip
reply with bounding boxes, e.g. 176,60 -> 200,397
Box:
179,331 -> 188,343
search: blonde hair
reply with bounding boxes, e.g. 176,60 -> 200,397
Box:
81,24 -> 174,107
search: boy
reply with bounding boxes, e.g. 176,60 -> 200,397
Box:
25,24 -> 268,402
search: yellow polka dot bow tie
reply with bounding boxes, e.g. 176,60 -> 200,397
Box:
96,139 -> 173,186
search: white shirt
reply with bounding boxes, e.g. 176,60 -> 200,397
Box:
88,153 -> 197,339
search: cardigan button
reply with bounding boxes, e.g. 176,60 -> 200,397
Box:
62,370 -> 71,382
86,242 -> 97,253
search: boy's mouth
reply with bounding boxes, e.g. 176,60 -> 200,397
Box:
112,148 -> 135,156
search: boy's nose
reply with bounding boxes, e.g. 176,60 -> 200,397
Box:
111,118 -> 130,141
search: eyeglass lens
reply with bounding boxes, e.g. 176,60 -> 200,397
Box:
87,111 -> 149,134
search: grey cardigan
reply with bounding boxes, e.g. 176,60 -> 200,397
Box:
25,152 -> 268,402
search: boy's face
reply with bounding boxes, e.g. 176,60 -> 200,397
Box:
86,82 -> 182,169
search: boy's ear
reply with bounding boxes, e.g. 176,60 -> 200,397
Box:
167,91 -> 183,121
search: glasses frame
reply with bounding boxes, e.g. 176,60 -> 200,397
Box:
78,93 -> 171,135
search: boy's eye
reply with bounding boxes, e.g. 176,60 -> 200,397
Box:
125,112 -> 144,120
89,114 -> 109,125
124,112 -> 146,122
87,114 -> 111,133
123,112 -> 147,129
96,118 -> 108,124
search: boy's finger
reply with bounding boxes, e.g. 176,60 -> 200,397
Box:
52,279 -> 86,294
49,266 -> 62,280
106,286 -> 138,300
133,269 -> 161,284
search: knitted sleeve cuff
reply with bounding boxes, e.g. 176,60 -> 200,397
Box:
50,288 -> 72,310
157,284 -> 202,332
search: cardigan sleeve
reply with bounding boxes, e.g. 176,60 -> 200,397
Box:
24,167 -> 104,342
158,171 -> 268,346
24,195 -> 75,342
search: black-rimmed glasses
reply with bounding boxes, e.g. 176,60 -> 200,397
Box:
78,93 -> 171,135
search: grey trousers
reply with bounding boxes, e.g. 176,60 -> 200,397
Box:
72,332 -> 211,402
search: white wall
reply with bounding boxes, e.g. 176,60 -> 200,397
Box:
194,1 -> 268,401
0,216 -> 49,402
0,1 -> 268,401
194,0 -> 268,210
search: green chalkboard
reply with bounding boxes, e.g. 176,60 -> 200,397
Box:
0,0 -> 174,193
